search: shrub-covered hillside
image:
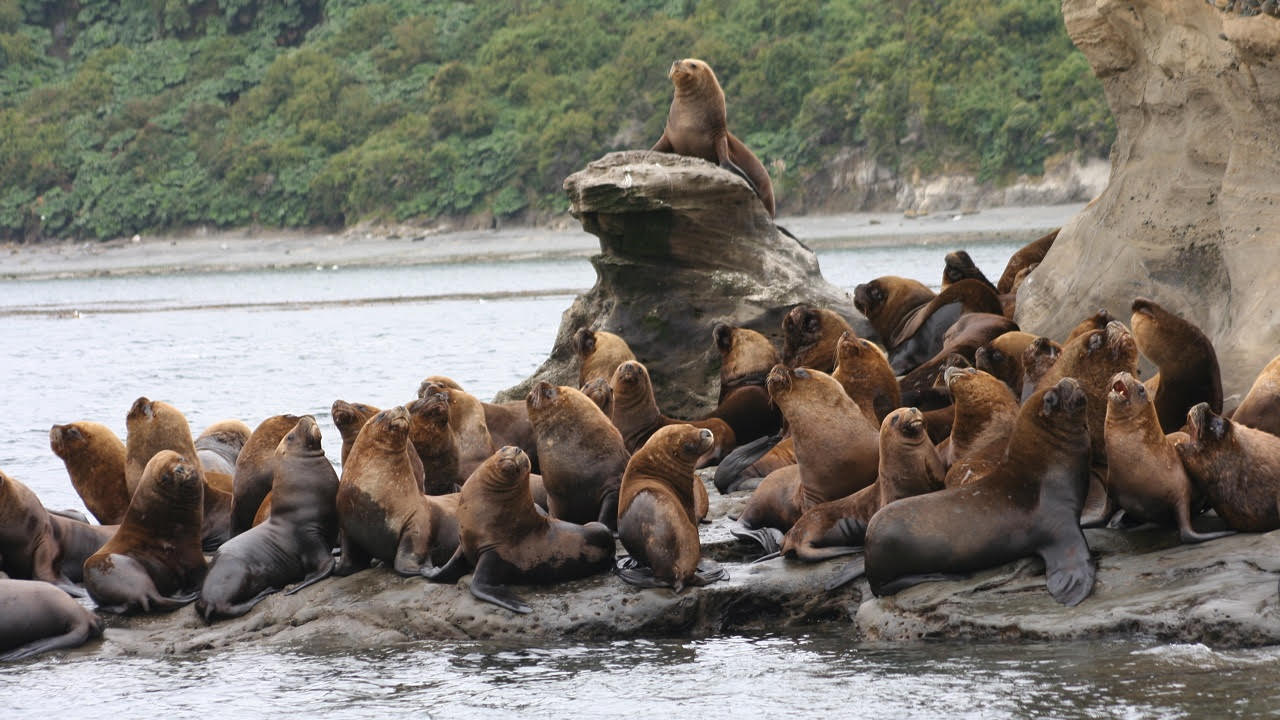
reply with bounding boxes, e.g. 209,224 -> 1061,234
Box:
0,0 -> 1113,241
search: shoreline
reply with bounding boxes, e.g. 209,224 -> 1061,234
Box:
0,204 -> 1083,281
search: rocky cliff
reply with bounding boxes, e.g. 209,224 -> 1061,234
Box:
1017,1 -> 1280,400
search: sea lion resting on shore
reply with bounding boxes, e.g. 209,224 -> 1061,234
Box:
574,328 -> 637,388
407,391 -> 465,495
331,401 -> 379,467
0,579 -> 104,661
781,304 -> 855,372
1232,353 -> 1280,437
609,360 -> 735,468
425,447 -> 615,614
706,323 -> 781,444
49,421 -> 130,525
417,377 -> 495,480
195,420 -> 252,477
1176,403 -> 1280,533
231,414 -> 302,536
942,366 -> 1019,487
0,471 -> 84,597
1130,297 -> 1223,433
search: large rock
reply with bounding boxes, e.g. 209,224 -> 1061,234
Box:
494,150 -> 868,416
1016,1 -> 1280,400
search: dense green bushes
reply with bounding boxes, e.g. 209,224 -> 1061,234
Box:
0,0 -> 1112,241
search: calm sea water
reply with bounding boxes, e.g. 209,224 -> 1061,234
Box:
2,237 -> 1277,717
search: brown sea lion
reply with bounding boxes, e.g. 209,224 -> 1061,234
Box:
706,323 -> 782,444
424,446 -> 615,613
1176,403 -> 1280,532
898,312 -> 1019,396
0,579 -> 104,661
831,331 -> 900,424
974,331 -> 1037,397
1066,309 -> 1115,342
196,416 -> 341,621
415,377 -> 539,473
83,451 -> 207,614
854,276 -> 936,347
1020,336 -> 1063,403
781,304 -> 855,372
942,250 -> 998,292
194,419 -> 252,477
1232,354 -> 1280,437
417,377 -> 495,479
996,228 -> 1057,294
840,378 -> 1095,606
778,407 -> 945,561
527,382 -> 630,530
1104,373 -> 1232,543
652,57 -> 775,217
942,366 -> 1020,487
331,401 -> 379,467
48,514 -> 115,584
609,361 -> 736,467
231,414 -> 302,536
580,377 -> 614,417
334,407 -> 460,576
615,425 -> 726,591
0,471 -> 83,596
574,328 -> 637,388
1130,297 -> 1223,433
407,391 -> 464,495
49,421 -> 129,525
885,279 -> 1006,375
712,433 -> 796,494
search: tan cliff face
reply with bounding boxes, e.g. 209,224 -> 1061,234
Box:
1017,1 -> 1280,402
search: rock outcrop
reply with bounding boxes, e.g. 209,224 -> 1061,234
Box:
495,151 -> 867,416
1016,1 -> 1280,401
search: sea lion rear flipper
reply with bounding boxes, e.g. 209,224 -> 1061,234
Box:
0,628 -> 96,662
1040,537 -> 1096,607
53,577 -> 87,598
651,134 -> 673,153
206,587 -> 280,620
469,551 -> 531,614
422,547 -> 469,583
333,532 -> 371,577
285,555 -> 336,595
713,433 -> 783,494
728,525 -> 783,555
149,589 -> 200,611
713,134 -> 760,194
613,556 -> 667,589
824,556 -> 867,591
597,489 -> 619,533
692,558 -> 729,586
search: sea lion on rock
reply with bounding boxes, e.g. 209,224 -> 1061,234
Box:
609,360 -> 735,467
49,421 -> 130,525
407,391 -> 464,495
1104,373 -> 1232,543
574,328 -> 637,388
83,451 -> 207,613
424,447 -> 615,613
942,367 -> 1019,487
1130,297 -> 1223,433
942,250 -> 998,292
231,414 -> 302,536
580,377 -> 614,417
0,471 -> 83,596
652,58 -> 775,216
706,323 -> 782,444
331,401 -> 379,467
781,304 -> 855,372
0,579 -> 104,661
1176,403 -> 1280,532
831,331 -> 900,423
47,514 -> 115,584
885,279 -> 1006,375
1020,336 -> 1063,403
334,407 -> 460,576
996,228 -> 1057,294
527,382 -> 630,530
417,377 -> 495,479
196,416 -> 341,621
1232,354 -> 1280,437
1066,309 -> 1115,342
898,312 -> 1018,396
854,276 -> 936,348
416,377 -> 539,472
975,331 -> 1037,397
712,433 -> 796,494
840,378 -> 1095,606
195,419 -> 252,477
616,426 -> 726,591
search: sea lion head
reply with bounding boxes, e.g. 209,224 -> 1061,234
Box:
417,375 -> 462,398
127,396 -> 155,422
611,360 -> 649,392
853,281 -> 887,318
1183,402 -> 1231,449
1103,320 -> 1138,363
943,365 -> 978,390
332,400 -> 378,433
713,323 -> 779,383
1023,336 -> 1061,373
1067,309 -> 1116,341
1040,377 -> 1089,421
366,406 -> 411,449
712,322 -> 735,354
49,423 -> 89,458
668,58 -> 718,93
884,406 -> 927,444
765,363 -> 799,399
280,415 -> 323,455
853,276 -> 934,341
943,250 -> 978,286
835,331 -> 887,366
526,381 -> 562,415
488,445 -> 532,485
146,450 -> 202,502
781,304 -> 821,365
408,391 -> 451,429
573,328 -> 598,359
580,377 -> 614,414
1105,371 -> 1149,419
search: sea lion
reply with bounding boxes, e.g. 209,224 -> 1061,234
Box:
574,328 -> 637,388
424,446 -> 615,613
1104,373 -> 1232,543
996,228 -> 1057,294
0,579 -> 104,661
417,377 -> 495,479
0,471 -> 82,596
527,382 -> 630,530
1130,297 -> 1223,433
196,416 -> 341,620
47,514 -> 115,584
1232,354 -> 1280,437
885,279 -> 1006,375
897,313 -> 1019,396
706,323 -> 782,444
194,419 -> 252,477
778,407 -> 945,561
942,250 -> 998,292
615,425 -> 726,591
406,391 -> 464,495
942,366 -> 1020,487
652,57 -> 775,216
840,378 -> 1095,606
974,331 -> 1037,397
580,377 -> 614,417
1176,403 -> 1280,532
1066,309 -> 1115,342
416,376 -> 539,472
231,414 -> 302,536
711,433 -> 796,494
49,421 -> 130,525
608,360 -> 736,467
334,407 -> 460,576
83,451 -> 207,613
781,304 -> 855,372
331,400 -> 379,467
831,331 -> 900,423
1020,336 -> 1063,403
854,276 -> 936,347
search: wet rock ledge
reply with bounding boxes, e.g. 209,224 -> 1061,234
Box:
99,474 -> 1280,656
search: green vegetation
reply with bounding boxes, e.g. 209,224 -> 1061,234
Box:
0,0 -> 1113,241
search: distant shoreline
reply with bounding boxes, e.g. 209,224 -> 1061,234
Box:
0,203 -> 1082,282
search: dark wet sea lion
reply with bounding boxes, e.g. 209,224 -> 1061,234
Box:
942,367 -> 1019,487
331,401 -> 379,467
195,419 -> 252,477
580,377 -> 614,417
1104,373 -> 1232,543
47,514 -> 115,584
1020,336 -> 1062,403
574,328 -> 637,388
231,414 -> 302,536
527,382 -> 630,530
83,450 -> 207,614
706,323 -> 782,444
1130,297 -> 1223,433
847,378 -> 1095,606
425,447 -> 615,614
652,57 -> 775,216
831,331 -> 900,423
49,421 -> 130,525
0,471 -> 83,596
996,228 -> 1057,294
1176,403 -> 1280,532
1232,354 -> 1280,437
886,279 -> 1006,375
712,433 -> 795,494
897,312 -> 1018,395
407,391 -> 464,495
334,407 -> 460,576
0,579 -> 104,661
854,276 -> 935,347
197,416 -> 341,621
609,361 -> 735,467
974,330 -> 1037,397
942,250 -> 997,292
781,304 -> 855,372
616,425 -> 726,591
779,407 -> 945,561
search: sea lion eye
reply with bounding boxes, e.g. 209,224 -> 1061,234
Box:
794,368 -> 809,379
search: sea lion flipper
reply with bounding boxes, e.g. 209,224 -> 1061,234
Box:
333,532 -> 371,577
284,556 -> 335,596
651,134 -> 673,153
422,547 -> 469,583
0,629 -> 95,662
53,577 -> 87,598
713,433 -> 783,494
469,551 -> 531,614
1040,538 -> 1096,607
613,556 -> 667,589
728,525 -> 783,555
692,558 -> 728,586
824,556 -> 867,591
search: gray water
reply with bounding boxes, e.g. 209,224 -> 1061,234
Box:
2,239 -> 1277,717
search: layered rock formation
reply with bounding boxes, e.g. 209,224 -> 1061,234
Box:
1017,1 -> 1280,400
496,150 -> 867,416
